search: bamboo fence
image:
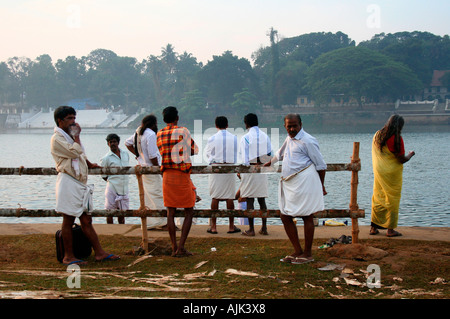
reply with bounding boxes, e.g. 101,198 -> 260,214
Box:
0,142 -> 364,249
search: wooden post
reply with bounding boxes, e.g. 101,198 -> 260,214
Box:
350,142 -> 360,244
135,166 -> 148,253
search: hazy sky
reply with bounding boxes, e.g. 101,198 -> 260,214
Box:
1,0 -> 449,64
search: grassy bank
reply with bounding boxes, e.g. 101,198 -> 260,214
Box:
0,234 -> 448,299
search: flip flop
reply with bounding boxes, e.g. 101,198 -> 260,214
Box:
207,228 -> 218,234
174,250 -> 194,257
386,231 -> 402,237
241,230 -> 255,237
291,257 -> 314,265
96,254 -> 120,262
63,259 -> 87,266
280,255 -> 296,263
227,227 -> 241,234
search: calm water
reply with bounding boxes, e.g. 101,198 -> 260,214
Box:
0,127 -> 449,227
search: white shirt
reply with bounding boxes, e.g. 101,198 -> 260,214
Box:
205,129 -> 238,164
125,128 -> 161,166
239,126 -> 272,164
100,148 -> 130,195
275,128 -> 327,178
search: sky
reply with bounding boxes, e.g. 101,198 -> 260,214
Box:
0,0 -> 449,65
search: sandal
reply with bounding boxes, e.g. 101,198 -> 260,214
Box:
280,255 -> 296,263
386,230 -> 402,237
227,227 -> 241,234
241,230 -> 255,237
291,257 -> 314,265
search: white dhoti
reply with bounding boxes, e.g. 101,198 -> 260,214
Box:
240,173 -> 268,198
105,184 -> 129,210
142,174 -> 166,228
209,173 -> 235,199
56,173 -> 94,218
278,165 -> 324,217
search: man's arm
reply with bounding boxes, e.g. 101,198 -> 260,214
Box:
126,144 -> 137,157
317,170 -> 327,196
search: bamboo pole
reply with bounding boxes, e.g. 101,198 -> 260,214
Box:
0,162 -> 360,176
0,208 -> 365,219
350,142 -> 361,244
134,165 -> 149,253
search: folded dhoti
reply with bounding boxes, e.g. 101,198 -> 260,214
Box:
162,169 -> 196,208
209,172 -> 236,200
105,184 -> 129,210
56,173 -> 94,218
142,174 -> 166,228
278,165 -> 324,217
239,173 -> 268,198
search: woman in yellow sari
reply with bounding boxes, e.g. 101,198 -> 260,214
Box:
370,115 -> 415,237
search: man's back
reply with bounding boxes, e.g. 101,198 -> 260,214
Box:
206,130 -> 238,164
240,126 -> 272,165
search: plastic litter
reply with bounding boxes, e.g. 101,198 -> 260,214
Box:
318,235 -> 352,249
323,219 -> 348,226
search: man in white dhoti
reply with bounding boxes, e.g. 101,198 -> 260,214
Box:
239,113 -> 272,236
51,106 -> 120,265
205,116 -> 240,234
125,114 -> 166,230
100,133 -> 130,224
265,114 -> 327,264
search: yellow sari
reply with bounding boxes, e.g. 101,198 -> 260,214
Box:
371,132 -> 403,229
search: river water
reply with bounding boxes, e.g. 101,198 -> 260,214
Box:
0,126 -> 449,227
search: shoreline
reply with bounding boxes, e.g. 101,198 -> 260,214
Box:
1,223 -> 449,242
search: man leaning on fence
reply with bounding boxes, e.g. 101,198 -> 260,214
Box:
156,106 -> 199,257
100,133 -> 130,224
239,113 -> 272,236
51,106 -> 120,265
205,116 -> 240,235
264,113 -> 326,265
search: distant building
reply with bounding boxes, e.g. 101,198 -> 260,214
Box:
424,70 -> 450,102
65,98 -> 101,110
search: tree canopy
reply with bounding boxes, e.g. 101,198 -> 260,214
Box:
0,31 -> 448,117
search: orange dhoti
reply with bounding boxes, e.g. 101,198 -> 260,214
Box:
162,169 -> 196,208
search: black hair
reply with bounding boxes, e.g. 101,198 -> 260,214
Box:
215,116 -> 228,129
162,106 -> 178,124
54,106 -> 76,126
106,133 -> 120,142
244,113 -> 258,127
375,114 -> 405,153
139,114 -> 157,135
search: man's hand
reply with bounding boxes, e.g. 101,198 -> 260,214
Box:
87,160 -> 101,169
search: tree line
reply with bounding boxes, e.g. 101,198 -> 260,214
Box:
1,30 -> 449,120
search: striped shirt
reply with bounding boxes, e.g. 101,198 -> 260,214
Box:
239,126 -> 272,165
205,129 -> 238,164
156,124 -> 199,173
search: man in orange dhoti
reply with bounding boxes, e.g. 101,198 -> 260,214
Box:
156,106 -> 199,257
